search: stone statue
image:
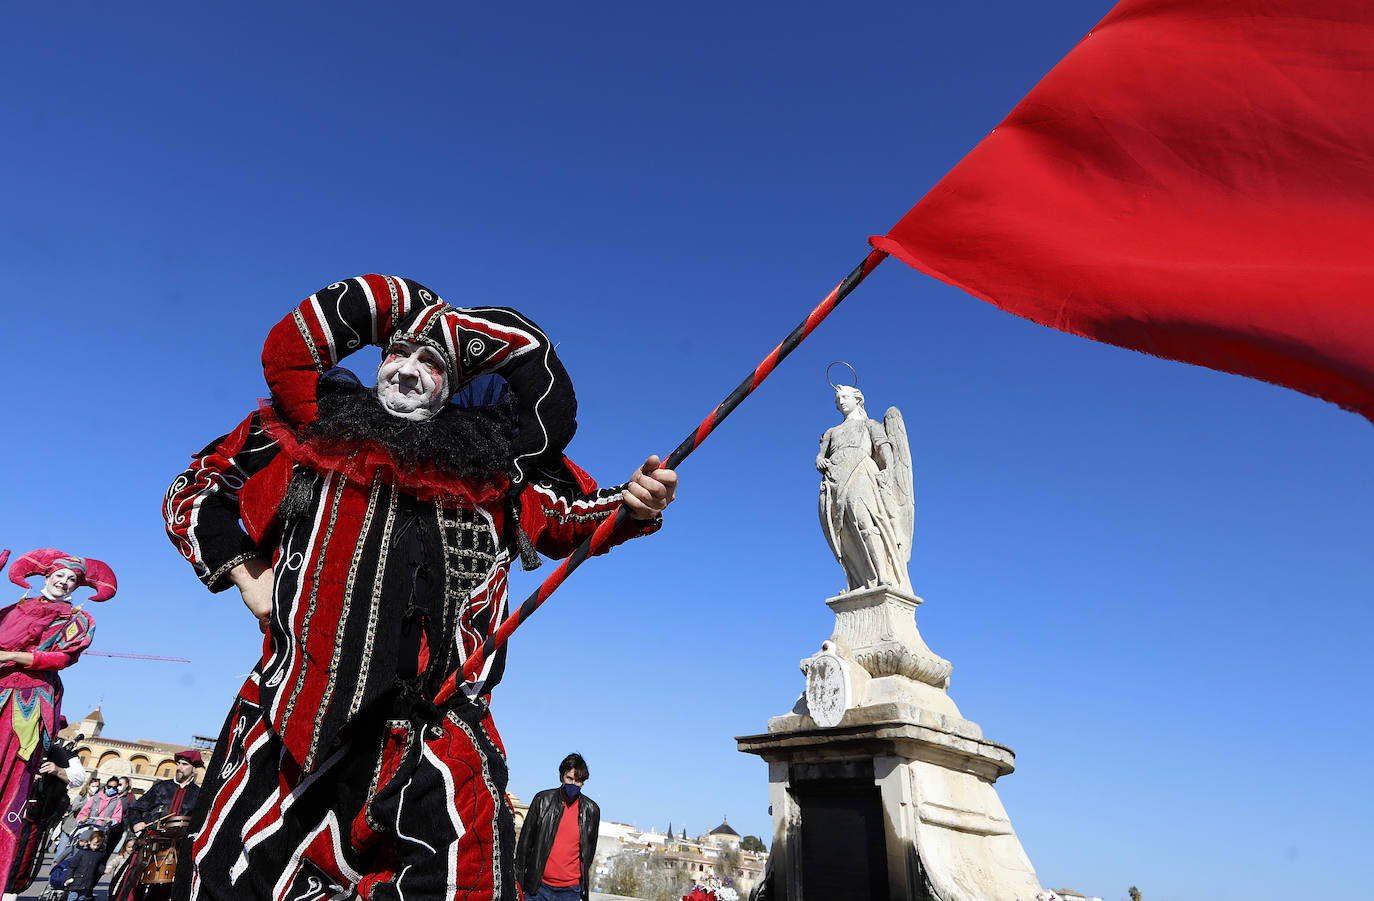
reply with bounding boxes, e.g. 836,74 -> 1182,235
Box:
817,384 -> 914,595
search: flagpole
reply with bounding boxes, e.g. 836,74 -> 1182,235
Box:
435,248 -> 889,703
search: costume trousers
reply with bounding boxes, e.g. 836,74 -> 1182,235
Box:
175,689 -> 517,901
0,706 -> 43,888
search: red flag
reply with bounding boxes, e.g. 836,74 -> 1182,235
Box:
873,0 -> 1374,421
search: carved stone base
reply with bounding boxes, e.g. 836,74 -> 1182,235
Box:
739,705 -> 1043,901
826,587 -> 953,688
737,587 -> 1043,900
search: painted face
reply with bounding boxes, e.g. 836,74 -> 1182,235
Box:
43,568 -> 80,600
376,340 -> 449,421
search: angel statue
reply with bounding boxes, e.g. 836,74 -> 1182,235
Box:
817,382 -> 914,595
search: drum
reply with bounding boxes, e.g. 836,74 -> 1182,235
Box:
133,815 -> 193,886
137,841 -> 180,885
148,815 -> 193,840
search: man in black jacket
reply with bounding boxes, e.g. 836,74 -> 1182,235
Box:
129,751 -> 202,832
514,753 -> 600,901
111,751 -> 203,901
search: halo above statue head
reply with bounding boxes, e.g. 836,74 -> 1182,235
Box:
826,361 -> 859,391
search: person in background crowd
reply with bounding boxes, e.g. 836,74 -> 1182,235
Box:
110,751 -> 203,901
57,780 -> 103,850
515,753 -> 601,901
64,780 -> 103,838
63,828 -> 107,901
54,775 -> 124,863
129,752 -> 202,832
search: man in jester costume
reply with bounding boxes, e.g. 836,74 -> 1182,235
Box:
0,548 -> 112,884
163,275 -> 676,901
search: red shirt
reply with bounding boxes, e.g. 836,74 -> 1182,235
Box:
542,798 -> 582,887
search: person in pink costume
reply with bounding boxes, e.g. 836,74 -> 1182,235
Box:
0,548 -> 113,883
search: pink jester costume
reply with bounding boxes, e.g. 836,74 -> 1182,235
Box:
0,548 -> 112,880
163,275 -> 657,901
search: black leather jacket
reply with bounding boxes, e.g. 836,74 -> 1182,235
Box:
514,787 -> 600,901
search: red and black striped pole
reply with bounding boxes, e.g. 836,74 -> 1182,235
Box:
435,248 -> 889,703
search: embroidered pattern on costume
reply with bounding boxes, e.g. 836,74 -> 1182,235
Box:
349,487 -> 398,721
290,478 -> 346,770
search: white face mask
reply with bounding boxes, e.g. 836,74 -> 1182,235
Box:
375,340 -> 449,421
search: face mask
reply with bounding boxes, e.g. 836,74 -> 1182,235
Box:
105,787 -> 118,796
561,783 -> 581,802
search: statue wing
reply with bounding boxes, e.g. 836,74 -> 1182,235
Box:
883,407 -> 915,558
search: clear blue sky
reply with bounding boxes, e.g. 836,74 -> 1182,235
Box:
3,4 -> 1370,899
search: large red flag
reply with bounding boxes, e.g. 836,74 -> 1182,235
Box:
873,0 -> 1374,421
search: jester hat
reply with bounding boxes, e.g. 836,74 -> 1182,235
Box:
2,548 -> 118,602
262,275 -> 577,489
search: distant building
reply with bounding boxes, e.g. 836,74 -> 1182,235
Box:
585,817 -> 766,897
705,817 -> 740,850
58,705 -> 213,796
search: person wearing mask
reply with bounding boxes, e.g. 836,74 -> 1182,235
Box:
515,753 -> 600,901
57,781 -> 104,848
54,776 -> 125,862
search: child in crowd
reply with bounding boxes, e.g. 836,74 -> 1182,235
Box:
62,828 -> 106,901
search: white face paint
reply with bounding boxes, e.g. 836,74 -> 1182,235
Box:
376,340 -> 450,421
43,568 -> 79,600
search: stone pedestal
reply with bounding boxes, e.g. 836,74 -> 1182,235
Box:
737,588 -> 1043,901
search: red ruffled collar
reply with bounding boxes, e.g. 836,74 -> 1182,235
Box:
258,401 -> 510,508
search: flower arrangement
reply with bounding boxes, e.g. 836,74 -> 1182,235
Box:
683,874 -> 740,901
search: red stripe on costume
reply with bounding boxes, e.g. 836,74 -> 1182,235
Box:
409,304 -> 443,335
291,820 -> 356,899
350,723 -> 412,852
430,716 -> 499,901
297,301 -> 336,369
164,412 -> 259,567
197,715 -> 270,853
360,274 -> 398,337
280,478 -> 374,769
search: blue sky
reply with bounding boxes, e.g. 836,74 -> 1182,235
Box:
3,3 -> 1371,899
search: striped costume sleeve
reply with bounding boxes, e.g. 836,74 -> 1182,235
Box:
520,462 -> 660,559
164,411 -> 282,592
262,274 -> 424,427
